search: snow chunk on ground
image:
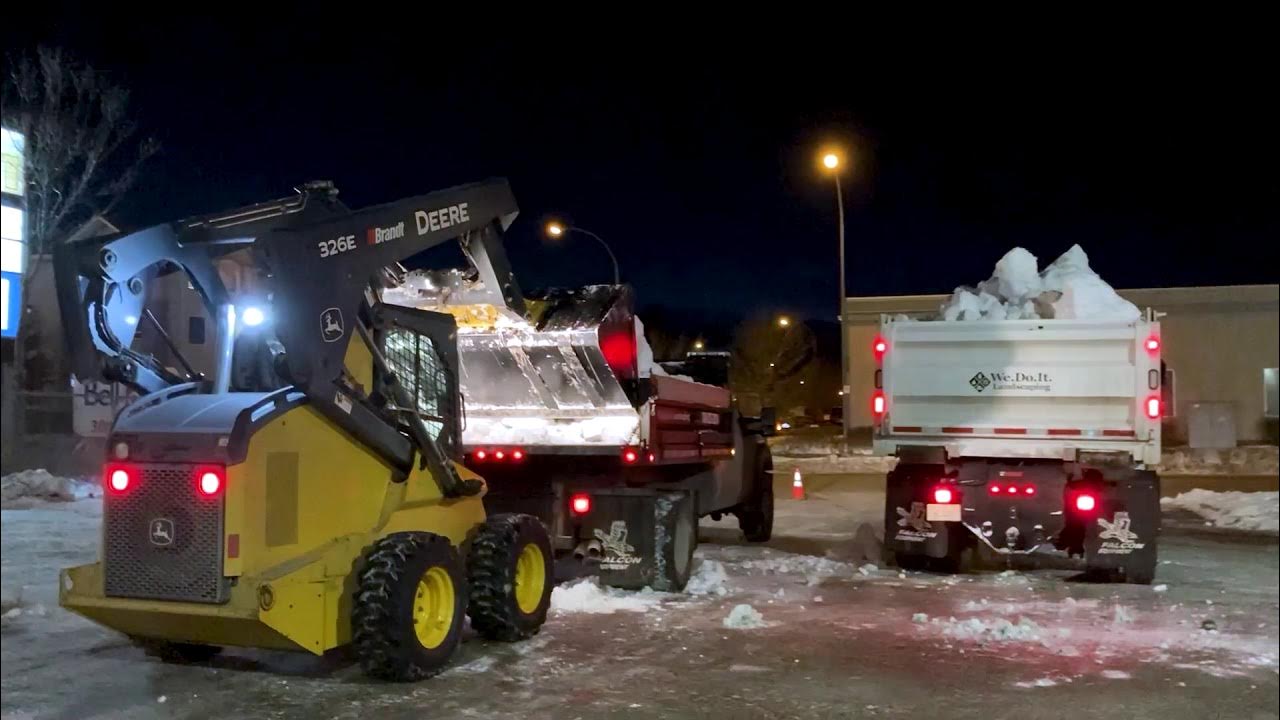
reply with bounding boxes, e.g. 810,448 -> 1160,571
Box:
549,579 -> 662,614
685,559 -> 731,596
1,470 -> 95,506
937,244 -> 1139,322
937,616 -> 1043,643
723,604 -> 766,629
1101,670 -> 1132,680
1161,490 -> 1279,533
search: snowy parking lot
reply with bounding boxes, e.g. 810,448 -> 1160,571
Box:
2,475 -> 1277,719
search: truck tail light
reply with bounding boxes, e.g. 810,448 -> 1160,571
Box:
511,448 -> 525,461
873,337 -> 887,359
932,487 -> 955,504
872,391 -> 886,418
622,448 -> 639,464
494,450 -> 506,461
570,493 -> 592,515
1074,493 -> 1097,512
1145,396 -> 1161,419
1145,336 -> 1160,353
196,467 -> 225,498
989,484 -> 1001,495
105,465 -> 135,495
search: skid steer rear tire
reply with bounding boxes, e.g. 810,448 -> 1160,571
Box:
467,514 -> 553,642
353,532 -> 467,682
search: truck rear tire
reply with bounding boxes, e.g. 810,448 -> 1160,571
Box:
353,532 -> 467,682
654,493 -> 697,591
467,514 -> 554,642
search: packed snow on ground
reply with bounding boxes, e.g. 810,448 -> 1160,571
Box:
1,470 -> 97,506
685,559 -> 731,596
548,578 -> 664,615
933,615 -> 1046,643
935,244 -> 1139,322
722,604 -> 766,629
1161,490 -> 1279,533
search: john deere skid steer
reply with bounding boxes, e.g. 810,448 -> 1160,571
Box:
54,178 -> 552,680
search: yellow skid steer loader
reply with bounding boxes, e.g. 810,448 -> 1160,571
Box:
53,178 -> 552,681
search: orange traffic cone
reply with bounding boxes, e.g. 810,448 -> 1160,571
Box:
791,468 -> 806,500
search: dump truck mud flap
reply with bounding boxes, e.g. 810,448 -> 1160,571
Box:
578,488 -> 696,591
884,466 -> 952,559
1083,470 -> 1160,573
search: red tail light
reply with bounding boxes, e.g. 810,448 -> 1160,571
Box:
511,449 -> 525,461
105,465 -> 134,495
989,484 -> 1001,494
196,467 -> 224,498
622,448 -> 639,464
570,493 -> 592,515
871,391 -> 886,418
494,450 -> 506,461
1145,336 -> 1160,353
1024,486 -> 1036,496
932,487 -> 954,504
1006,485 -> 1018,494
474,449 -> 488,461
873,337 -> 888,359
1145,396 -> 1161,419
1075,493 -> 1097,512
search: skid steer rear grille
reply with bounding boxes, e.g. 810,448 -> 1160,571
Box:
103,463 -> 227,603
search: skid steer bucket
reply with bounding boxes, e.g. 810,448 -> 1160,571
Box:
383,278 -> 644,451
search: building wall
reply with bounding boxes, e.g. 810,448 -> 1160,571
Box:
843,285 -> 1279,444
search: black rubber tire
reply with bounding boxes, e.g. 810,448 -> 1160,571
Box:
654,493 -> 697,592
133,638 -> 222,663
467,514 -> 553,642
352,532 -> 467,682
738,447 -> 775,543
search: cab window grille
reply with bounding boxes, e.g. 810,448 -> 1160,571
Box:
384,328 -> 456,454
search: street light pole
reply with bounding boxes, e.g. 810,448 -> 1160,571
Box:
835,172 -> 848,445
546,221 -> 621,286
571,227 -> 621,286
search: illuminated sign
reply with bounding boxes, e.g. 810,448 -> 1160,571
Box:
1,126 -> 24,339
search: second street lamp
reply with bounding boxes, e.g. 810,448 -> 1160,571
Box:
544,221 -> 621,286
821,149 -> 850,444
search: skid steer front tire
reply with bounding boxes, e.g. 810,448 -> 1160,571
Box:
467,514 -> 553,642
353,532 -> 467,682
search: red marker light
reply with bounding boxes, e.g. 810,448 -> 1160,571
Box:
511,449 -> 525,461
474,449 -> 487,461
1145,336 -> 1160,353
107,467 -> 132,494
1007,485 -> 1018,494
623,449 -> 638,464
932,487 -> 954,504
873,337 -> 888,357
570,493 -> 592,515
1024,486 -> 1036,496
494,450 -> 506,461
1075,493 -> 1097,512
872,391 -> 886,417
196,468 -> 224,497
989,485 -> 1001,494
1145,396 -> 1161,419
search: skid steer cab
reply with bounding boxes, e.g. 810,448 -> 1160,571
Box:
56,179 -> 554,680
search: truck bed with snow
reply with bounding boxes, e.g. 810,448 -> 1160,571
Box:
872,245 -> 1165,584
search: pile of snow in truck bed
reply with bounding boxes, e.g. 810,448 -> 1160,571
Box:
463,414 -> 640,446
936,244 -> 1140,321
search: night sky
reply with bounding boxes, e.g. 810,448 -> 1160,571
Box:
6,15 -> 1277,331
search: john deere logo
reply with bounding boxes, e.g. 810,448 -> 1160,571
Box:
969,372 -> 992,392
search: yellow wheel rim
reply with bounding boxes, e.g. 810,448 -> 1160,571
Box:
413,566 -> 455,649
514,542 -> 546,615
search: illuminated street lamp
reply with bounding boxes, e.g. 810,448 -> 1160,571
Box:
820,148 -> 850,443
777,315 -> 791,328
544,220 -> 621,285
693,340 -> 705,351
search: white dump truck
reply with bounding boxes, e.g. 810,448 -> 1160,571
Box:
871,309 -> 1166,583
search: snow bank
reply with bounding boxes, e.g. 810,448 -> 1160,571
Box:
722,604 -> 766,629
549,579 -> 662,614
937,245 -> 1139,322
1161,490 -> 1279,533
1,470 -> 95,505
